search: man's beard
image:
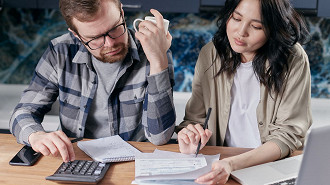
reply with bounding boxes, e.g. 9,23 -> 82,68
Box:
96,42 -> 129,63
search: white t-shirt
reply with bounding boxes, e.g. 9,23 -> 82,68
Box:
225,61 -> 262,148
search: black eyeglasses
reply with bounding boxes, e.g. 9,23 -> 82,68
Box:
79,13 -> 126,50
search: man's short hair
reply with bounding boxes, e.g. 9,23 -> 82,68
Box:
59,0 -> 121,33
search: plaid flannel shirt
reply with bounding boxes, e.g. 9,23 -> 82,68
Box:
9,29 -> 176,145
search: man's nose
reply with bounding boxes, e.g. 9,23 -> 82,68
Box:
104,34 -> 116,47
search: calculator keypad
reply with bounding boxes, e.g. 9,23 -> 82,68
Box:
58,160 -> 103,175
46,160 -> 110,183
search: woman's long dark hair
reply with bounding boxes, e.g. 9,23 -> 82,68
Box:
212,0 -> 309,94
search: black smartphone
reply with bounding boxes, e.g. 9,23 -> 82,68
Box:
9,145 -> 42,166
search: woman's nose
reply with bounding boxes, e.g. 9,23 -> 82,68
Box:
238,23 -> 249,37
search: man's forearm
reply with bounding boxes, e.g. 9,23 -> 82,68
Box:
144,68 -> 175,145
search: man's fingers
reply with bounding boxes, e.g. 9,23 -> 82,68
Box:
138,21 -> 157,35
166,31 -> 172,42
57,131 -> 75,161
51,135 -> 71,162
36,144 -> 51,156
150,9 -> 164,30
28,131 -> 75,162
138,9 -> 164,35
43,139 -> 60,156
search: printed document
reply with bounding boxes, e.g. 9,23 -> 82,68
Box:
132,149 -> 220,184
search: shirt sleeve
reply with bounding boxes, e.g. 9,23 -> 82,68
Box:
265,44 -> 312,158
9,43 -> 59,145
175,45 -> 209,133
142,50 -> 176,145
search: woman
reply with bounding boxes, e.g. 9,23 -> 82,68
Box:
176,0 -> 312,184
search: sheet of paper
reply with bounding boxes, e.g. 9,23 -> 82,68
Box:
132,179 -> 199,185
153,149 -> 219,165
135,154 -> 207,176
132,149 -> 220,184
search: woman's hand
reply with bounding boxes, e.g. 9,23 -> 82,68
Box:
195,159 -> 233,185
177,124 -> 212,154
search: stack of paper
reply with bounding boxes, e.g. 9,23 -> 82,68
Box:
132,149 -> 220,184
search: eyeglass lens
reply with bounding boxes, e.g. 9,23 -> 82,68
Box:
88,24 -> 125,50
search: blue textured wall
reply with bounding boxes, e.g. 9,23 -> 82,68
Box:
0,9 -> 329,98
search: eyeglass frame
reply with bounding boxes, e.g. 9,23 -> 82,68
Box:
77,12 -> 126,50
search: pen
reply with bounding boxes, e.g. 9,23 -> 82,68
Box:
71,137 -> 83,143
195,108 -> 212,157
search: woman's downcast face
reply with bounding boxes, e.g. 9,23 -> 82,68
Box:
226,0 -> 268,62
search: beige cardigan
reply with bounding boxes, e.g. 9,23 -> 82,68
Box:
177,42 -> 312,158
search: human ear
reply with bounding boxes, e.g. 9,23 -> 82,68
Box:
68,28 -> 81,41
121,6 -> 124,17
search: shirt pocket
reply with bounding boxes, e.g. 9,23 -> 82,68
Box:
119,86 -> 146,104
118,86 -> 146,129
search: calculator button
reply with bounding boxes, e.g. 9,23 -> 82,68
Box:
93,170 -> 101,176
63,171 -> 73,174
86,172 -> 93,176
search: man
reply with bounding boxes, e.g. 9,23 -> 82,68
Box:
9,0 -> 175,163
